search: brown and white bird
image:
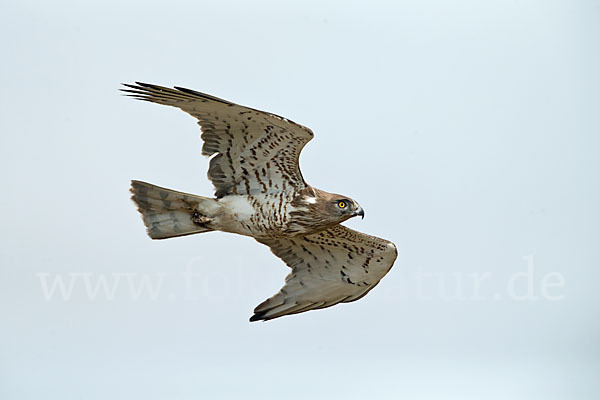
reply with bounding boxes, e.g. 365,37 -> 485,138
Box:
122,82 -> 397,321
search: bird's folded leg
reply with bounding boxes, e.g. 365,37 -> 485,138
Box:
190,211 -> 211,226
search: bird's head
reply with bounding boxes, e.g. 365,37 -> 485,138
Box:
330,197 -> 364,222
295,187 -> 364,229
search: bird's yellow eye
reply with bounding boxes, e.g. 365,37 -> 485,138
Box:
337,201 -> 347,209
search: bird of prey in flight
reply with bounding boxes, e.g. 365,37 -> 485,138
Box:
122,82 -> 397,321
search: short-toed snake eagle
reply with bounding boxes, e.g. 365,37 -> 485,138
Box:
122,82 -> 397,321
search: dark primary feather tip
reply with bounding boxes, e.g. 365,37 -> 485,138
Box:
121,82 -> 161,93
134,82 -> 171,92
249,311 -> 270,322
134,81 -> 155,88
120,88 -> 144,95
121,83 -> 141,90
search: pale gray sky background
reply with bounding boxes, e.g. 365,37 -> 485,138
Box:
1,0 -> 599,399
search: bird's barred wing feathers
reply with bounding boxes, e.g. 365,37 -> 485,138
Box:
252,225 -> 397,321
122,82 -> 314,198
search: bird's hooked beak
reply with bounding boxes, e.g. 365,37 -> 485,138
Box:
355,205 -> 365,220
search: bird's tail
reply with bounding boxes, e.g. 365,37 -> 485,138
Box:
130,180 -> 221,239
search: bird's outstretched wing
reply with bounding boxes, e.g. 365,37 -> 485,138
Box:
252,225 -> 397,321
122,82 -> 314,198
